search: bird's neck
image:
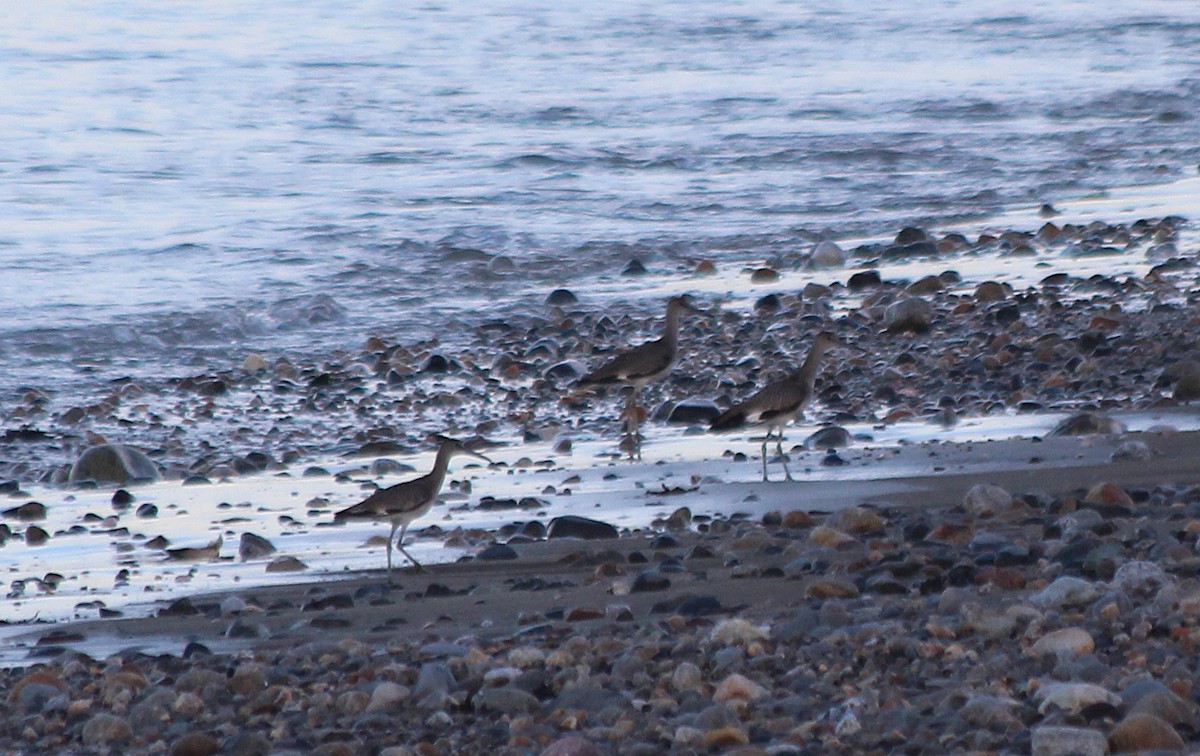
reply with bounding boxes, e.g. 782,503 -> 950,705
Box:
795,340 -> 829,386
661,304 -> 683,347
428,444 -> 456,487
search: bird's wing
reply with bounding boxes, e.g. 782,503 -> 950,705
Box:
579,338 -> 671,384
711,379 -> 808,430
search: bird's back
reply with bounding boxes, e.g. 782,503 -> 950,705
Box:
335,474 -> 435,521
579,337 -> 672,385
711,375 -> 811,431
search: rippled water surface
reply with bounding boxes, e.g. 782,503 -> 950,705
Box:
2,0 -> 1200,395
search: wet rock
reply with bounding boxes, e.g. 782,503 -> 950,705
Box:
805,578 -> 859,599
477,543 -> 519,560
703,727 -> 750,747
622,258 -> 647,276
135,503 -> 158,518
421,353 -> 456,373
546,288 -> 578,306
370,458 -> 414,476
1084,482 -> 1133,508
630,570 -> 670,593
1050,412 -> 1126,436
808,526 -> 858,549
804,425 -> 851,449
1111,441 -> 1153,462
666,398 -> 722,424
750,267 -> 779,283
847,270 -> 882,290
237,533 -> 276,561
963,483 -> 1014,518
832,506 -> 884,534
1127,687 -> 1197,727
224,732 -> 271,756
1032,577 -> 1099,609
1174,368 -> 1200,401
24,525 -> 49,546
884,297 -> 933,333
547,515 -> 618,540
1038,683 -> 1121,716
1031,726 -> 1108,756
545,360 -> 588,381
1030,627 -> 1095,658
1107,713 -> 1185,753
809,240 -> 845,268
974,281 -> 1008,302
1112,561 -> 1172,599
169,732 -> 220,756
782,510 -> 814,528
712,673 -> 767,703
365,681 -> 410,713
265,556 -> 307,573
413,662 -> 457,706
474,685 -> 539,714
81,713 -> 132,746
111,489 -> 135,508
960,695 -> 1021,727
69,444 -> 160,485
2,501 -> 46,521
539,735 -> 605,756
906,274 -> 944,295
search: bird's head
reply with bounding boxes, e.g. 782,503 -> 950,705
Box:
430,434 -> 493,465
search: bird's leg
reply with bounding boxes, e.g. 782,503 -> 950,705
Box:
395,523 -> 425,573
386,521 -> 399,579
623,390 -> 642,460
781,451 -> 794,482
760,431 -> 770,483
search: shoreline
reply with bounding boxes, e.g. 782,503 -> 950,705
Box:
2,425 -> 1199,752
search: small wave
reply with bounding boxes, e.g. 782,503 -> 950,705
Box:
528,106 -> 592,123
909,98 -> 1013,121
267,294 -> 347,329
495,153 -> 580,169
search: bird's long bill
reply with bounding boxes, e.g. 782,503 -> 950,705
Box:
465,449 -> 493,465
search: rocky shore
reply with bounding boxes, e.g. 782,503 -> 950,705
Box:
0,214 -> 1199,754
4,462 -> 1200,754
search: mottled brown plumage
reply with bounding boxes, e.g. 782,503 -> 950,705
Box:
335,435 -> 490,574
578,295 -> 699,455
711,331 -> 840,481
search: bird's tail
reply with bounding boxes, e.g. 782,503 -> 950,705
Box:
710,407 -> 746,432
334,492 -> 378,521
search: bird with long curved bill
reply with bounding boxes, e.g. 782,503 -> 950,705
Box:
335,435 -> 490,574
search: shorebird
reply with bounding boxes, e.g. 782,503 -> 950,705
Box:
577,295 -> 699,456
165,536 -> 223,563
710,330 -> 845,482
335,435 -> 490,574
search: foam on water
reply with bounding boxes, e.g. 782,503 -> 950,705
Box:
2,1 -> 1200,400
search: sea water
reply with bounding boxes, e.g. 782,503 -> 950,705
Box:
1,0 -> 1199,401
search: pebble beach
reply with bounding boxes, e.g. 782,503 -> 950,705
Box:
1,201 -> 1200,754
5,2 -> 1200,754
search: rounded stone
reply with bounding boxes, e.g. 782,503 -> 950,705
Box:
69,444 -> 160,485
1031,726 -> 1108,756
547,515 -> 618,540
884,297 -> 934,333
963,483 -> 1014,518
712,673 -> 767,703
1108,713 -> 1185,753
1030,627 -> 1095,658
81,713 -> 132,746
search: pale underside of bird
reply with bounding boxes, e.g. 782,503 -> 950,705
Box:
577,295 -> 699,458
334,435 -> 491,575
710,331 -> 844,482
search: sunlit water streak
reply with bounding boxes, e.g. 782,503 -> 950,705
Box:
1,1 -> 1200,400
